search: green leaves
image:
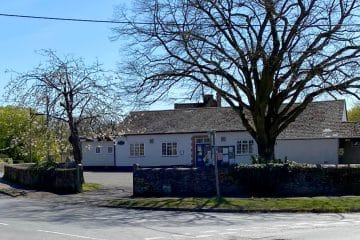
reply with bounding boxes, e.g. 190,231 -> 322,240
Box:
348,105 -> 360,122
0,106 -> 70,162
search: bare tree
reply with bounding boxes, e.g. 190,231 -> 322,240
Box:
6,50 -> 121,164
113,0 -> 360,162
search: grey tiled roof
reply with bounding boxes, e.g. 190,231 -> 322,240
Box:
336,122 -> 360,139
120,100 -> 359,139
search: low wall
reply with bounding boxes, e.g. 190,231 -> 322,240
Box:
3,164 -> 83,193
133,164 -> 360,197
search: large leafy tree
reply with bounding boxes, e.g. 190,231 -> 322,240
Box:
113,0 -> 360,161
0,106 -> 68,162
348,105 -> 360,121
6,50 -> 121,164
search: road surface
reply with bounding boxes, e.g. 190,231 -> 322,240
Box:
0,194 -> 360,240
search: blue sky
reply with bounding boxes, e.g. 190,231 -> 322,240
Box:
0,0 -> 130,104
0,1 -> 358,110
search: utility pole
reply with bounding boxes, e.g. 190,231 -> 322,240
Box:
45,94 -> 50,162
209,131 -> 220,197
29,108 -> 32,163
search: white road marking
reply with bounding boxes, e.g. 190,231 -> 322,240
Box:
194,235 -> 213,238
37,230 -> 108,240
133,219 -> 147,223
0,223 -> 8,226
200,230 -> 217,233
144,237 -> 166,240
219,232 -> 237,235
225,228 -> 239,231
170,234 -> 187,238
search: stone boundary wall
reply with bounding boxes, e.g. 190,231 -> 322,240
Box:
3,164 -> 83,193
133,164 -> 360,197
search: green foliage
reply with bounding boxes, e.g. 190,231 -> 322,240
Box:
348,105 -> 360,121
0,158 -> 13,164
0,106 -> 70,163
29,160 -> 59,172
250,155 -> 284,164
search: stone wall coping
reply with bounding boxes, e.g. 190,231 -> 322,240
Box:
5,163 -> 34,169
4,163 -> 79,171
135,164 -> 360,171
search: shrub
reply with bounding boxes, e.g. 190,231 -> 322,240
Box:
30,160 -> 59,172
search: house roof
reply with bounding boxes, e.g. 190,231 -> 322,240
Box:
120,100 -> 358,139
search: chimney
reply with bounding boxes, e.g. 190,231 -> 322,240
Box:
203,94 -> 213,105
216,92 -> 221,107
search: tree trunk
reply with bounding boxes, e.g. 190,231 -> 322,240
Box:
69,133 -> 82,165
256,136 -> 276,164
68,129 -> 84,184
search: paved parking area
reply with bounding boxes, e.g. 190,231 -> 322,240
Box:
0,171 -> 133,204
84,171 -> 133,189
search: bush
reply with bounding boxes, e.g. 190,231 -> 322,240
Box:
30,160 -> 59,172
0,158 -> 13,164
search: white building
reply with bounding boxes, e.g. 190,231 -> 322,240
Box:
82,97 -> 360,169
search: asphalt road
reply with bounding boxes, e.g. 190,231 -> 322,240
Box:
1,194 -> 360,240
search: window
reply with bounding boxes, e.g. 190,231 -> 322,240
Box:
249,140 -> 254,153
108,147 -> 113,153
162,142 -> 177,156
130,143 -> 145,157
236,141 -> 242,155
195,137 -> 210,144
220,136 -> 226,142
95,147 -> 101,153
236,140 -> 254,154
242,140 -> 248,153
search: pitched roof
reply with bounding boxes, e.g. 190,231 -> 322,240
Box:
120,100 -> 358,139
336,122 -> 360,139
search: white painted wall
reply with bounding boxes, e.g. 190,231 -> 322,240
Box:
83,133 -> 340,167
215,131 -> 257,164
114,131 -> 257,167
82,141 -> 115,166
115,134 -> 194,167
275,138 -> 339,164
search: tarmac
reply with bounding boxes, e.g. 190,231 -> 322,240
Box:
0,171 -> 133,206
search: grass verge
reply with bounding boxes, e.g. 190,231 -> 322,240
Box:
82,183 -> 102,192
109,196 -> 360,213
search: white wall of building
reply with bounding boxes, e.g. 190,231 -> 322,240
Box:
275,138 -> 339,164
82,141 -> 115,166
214,131 -> 257,164
115,131 -> 256,167
115,134 -> 194,167
82,133 -> 340,167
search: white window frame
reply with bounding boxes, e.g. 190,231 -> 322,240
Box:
236,140 -> 254,155
130,143 -> 145,157
162,142 -> 178,156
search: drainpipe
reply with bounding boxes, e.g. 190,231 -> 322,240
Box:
113,141 -> 117,168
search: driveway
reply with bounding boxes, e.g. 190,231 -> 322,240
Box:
34,171 -> 133,205
0,171 -> 133,206
84,171 -> 133,189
